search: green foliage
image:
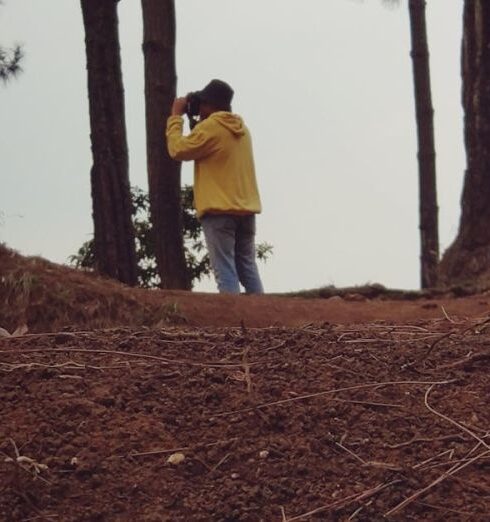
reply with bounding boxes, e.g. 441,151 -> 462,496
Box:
0,2 -> 23,83
0,45 -> 23,83
180,185 -> 211,285
71,186 -> 272,288
256,241 -> 273,261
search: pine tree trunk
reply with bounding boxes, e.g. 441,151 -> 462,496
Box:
141,0 -> 190,289
80,0 -> 138,286
408,0 -> 439,288
439,0 -> 490,287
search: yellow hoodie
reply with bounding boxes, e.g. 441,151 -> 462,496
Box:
166,112 -> 262,218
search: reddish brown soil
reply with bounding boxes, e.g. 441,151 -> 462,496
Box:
1,246 -> 489,520
2,243 -> 490,333
1,320 -> 489,521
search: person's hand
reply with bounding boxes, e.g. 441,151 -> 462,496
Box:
171,97 -> 187,116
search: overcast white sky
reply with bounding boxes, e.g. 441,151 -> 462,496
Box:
1,0 -> 465,292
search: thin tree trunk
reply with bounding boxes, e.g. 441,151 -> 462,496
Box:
141,0 -> 190,289
439,0 -> 490,286
408,0 -> 439,288
80,0 -> 137,286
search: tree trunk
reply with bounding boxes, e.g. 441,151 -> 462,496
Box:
408,0 -> 439,288
80,0 -> 138,286
141,0 -> 190,289
439,0 -> 490,287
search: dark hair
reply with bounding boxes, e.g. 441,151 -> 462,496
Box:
197,79 -> 234,111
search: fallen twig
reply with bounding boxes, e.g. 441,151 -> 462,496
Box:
333,398 -> 403,409
470,315 -> 490,334
412,448 -> 454,470
326,363 -> 364,377
347,504 -> 365,521
415,500 -> 478,517
0,360 -> 151,372
423,453 -> 490,470
424,384 -> 490,450
335,442 -> 366,464
384,449 -> 489,517
440,305 -> 455,323
286,480 -> 401,521
0,328 -> 216,344
417,331 -> 456,364
209,453 -> 231,473
436,352 -> 490,371
123,437 -> 238,458
242,347 -> 252,394
386,433 -> 465,449
214,379 -> 455,417
280,506 -> 287,522
0,347 -> 261,369
2,439 -> 51,485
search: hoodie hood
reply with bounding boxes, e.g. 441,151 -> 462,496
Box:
210,111 -> 246,137
166,109 -> 261,218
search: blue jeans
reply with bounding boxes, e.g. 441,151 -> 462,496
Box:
201,214 -> 264,294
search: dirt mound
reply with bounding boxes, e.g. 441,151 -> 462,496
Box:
1,319 -> 489,520
1,245 -> 490,519
0,244 -> 186,334
3,244 -> 490,333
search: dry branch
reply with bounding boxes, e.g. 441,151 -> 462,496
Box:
123,437 -> 238,458
424,384 -> 490,450
214,379 -> 455,417
0,347 -> 259,369
384,449 -> 490,517
436,352 -> 490,371
242,347 -> 252,394
334,442 -> 366,464
333,398 -> 403,409
386,433 -> 465,449
286,480 -> 401,521
412,448 -> 454,470
417,331 -> 456,364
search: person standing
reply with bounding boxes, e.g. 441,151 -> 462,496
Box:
166,79 -> 264,294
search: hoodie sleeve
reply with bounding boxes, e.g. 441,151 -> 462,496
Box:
166,116 -> 220,161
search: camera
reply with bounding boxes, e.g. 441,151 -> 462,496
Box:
185,92 -> 200,130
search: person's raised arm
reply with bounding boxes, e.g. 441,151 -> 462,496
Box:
166,98 -> 218,161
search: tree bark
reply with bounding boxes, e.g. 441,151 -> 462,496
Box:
408,0 -> 439,288
80,0 -> 138,286
141,0 -> 190,289
439,0 -> 490,286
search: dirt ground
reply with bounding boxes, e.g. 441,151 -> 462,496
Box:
1,246 -> 489,520
3,243 -> 490,333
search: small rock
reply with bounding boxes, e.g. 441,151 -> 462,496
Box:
259,450 -> 269,459
12,324 -> 28,337
167,452 -> 185,465
344,293 -> 366,302
0,327 -> 11,337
